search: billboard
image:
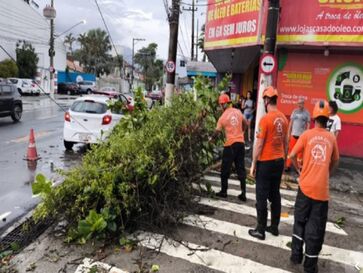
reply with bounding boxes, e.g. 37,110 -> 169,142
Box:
277,52 -> 363,125
278,0 -> 363,45
204,0 -> 263,50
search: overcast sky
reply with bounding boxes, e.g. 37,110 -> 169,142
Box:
35,0 -> 207,61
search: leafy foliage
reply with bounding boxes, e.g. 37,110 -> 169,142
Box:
33,77 -> 220,243
0,59 -> 18,78
73,28 -> 116,77
16,41 -> 39,78
134,43 -> 164,91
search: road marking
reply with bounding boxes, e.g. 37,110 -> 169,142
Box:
7,131 -> 52,144
194,183 -> 295,208
136,231 -> 291,273
198,198 -> 348,236
184,215 -> 362,267
74,258 -> 128,273
203,175 -> 297,197
0,211 -> 11,221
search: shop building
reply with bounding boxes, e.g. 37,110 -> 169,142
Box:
204,0 -> 363,157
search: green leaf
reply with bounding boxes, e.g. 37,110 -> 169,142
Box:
32,173 -> 52,195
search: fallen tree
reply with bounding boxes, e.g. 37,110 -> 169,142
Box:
32,77 -> 226,243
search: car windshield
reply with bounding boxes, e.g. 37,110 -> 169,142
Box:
8,79 -> 18,84
71,100 -> 107,114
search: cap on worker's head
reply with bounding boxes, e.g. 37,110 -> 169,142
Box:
313,100 -> 330,119
218,93 -> 231,105
262,86 -> 278,98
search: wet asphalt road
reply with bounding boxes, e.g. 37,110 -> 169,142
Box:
0,96 -> 86,233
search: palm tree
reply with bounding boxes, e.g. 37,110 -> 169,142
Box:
64,33 -> 76,55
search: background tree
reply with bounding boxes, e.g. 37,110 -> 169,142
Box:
16,41 -> 39,78
134,43 -> 164,91
73,28 -> 114,77
0,59 -> 19,78
197,24 -> 207,62
64,33 -> 76,56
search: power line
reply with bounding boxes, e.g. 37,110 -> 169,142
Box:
93,0 -> 122,62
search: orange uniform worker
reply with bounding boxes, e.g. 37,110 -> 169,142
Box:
249,86 -> 289,240
289,100 -> 339,273
213,94 -> 248,201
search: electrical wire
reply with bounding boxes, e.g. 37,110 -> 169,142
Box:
93,0 -> 122,63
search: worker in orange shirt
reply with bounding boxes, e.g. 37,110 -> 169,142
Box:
249,86 -> 289,240
289,100 -> 339,273
212,93 -> 248,201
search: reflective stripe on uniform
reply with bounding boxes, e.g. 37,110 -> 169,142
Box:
293,234 -> 304,241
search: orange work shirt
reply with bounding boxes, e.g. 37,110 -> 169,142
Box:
256,110 -> 288,161
291,128 -> 339,201
216,107 -> 245,147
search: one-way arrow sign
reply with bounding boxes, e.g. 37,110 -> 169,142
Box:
260,54 -> 276,75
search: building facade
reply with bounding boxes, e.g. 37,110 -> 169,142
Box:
0,0 -> 66,92
204,0 -> 363,157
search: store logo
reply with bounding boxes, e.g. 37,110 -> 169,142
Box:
327,63 -> 363,114
318,0 -> 363,9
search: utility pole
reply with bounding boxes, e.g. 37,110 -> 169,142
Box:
183,0 -> 197,61
165,0 -> 181,105
195,18 -> 199,62
254,0 -> 280,144
43,1 -> 56,98
131,38 -> 145,92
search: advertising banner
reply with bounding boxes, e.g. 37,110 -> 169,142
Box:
278,0 -> 363,45
277,52 -> 363,125
204,0 -> 263,50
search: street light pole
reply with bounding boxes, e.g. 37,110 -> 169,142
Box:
131,38 -> 145,92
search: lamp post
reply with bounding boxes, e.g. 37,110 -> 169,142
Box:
43,1 -> 56,98
55,20 -> 86,38
131,38 -> 145,92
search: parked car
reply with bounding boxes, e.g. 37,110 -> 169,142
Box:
8,78 -> 32,95
57,82 -> 80,95
63,95 -> 124,150
78,81 -> 96,94
147,90 -> 164,104
24,79 -> 41,96
94,86 -> 119,98
0,83 -> 23,122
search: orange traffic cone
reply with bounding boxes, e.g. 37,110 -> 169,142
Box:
25,129 -> 40,161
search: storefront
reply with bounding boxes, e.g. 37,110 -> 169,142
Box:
204,0 -> 363,157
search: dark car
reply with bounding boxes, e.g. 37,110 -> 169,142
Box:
0,83 -> 23,122
57,82 -> 80,95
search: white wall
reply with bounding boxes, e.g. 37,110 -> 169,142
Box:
0,0 -> 66,92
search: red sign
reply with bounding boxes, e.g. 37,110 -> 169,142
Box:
204,0 -> 263,50
277,0 -> 363,45
277,52 -> 363,125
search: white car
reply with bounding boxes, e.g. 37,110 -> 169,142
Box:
7,78 -> 40,96
63,95 -> 123,150
8,78 -> 32,95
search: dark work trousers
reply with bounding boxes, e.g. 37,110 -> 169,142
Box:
291,188 -> 328,273
255,158 -> 284,233
221,142 -> 246,194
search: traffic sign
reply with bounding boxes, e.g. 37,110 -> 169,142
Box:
260,54 -> 276,75
165,61 -> 176,73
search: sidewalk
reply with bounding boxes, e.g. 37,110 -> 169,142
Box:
5,170 -> 363,273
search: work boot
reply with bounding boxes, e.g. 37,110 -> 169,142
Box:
248,229 -> 265,240
238,192 -> 247,202
216,191 -> 227,198
290,254 -> 303,265
266,225 -> 279,236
